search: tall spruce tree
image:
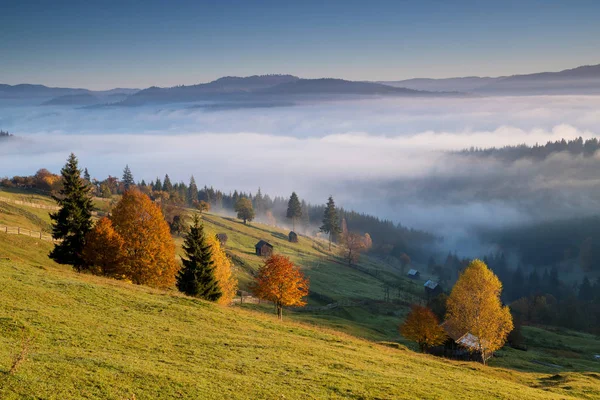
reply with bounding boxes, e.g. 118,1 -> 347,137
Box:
163,174 -> 173,192
49,153 -> 94,271
176,215 -> 222,301
122,165 -> 135,190
320,196 -> 340,251
83,168 -> 91,182
286,192 -> 302,231
188,175 -> 199,205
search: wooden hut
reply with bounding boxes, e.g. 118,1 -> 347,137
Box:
255,240 -> 273,257
288,231 -> 298,243
407,269 -> 420,280
427,320 -> 491,363
216,233 -> 228,246
424,280 -> 442,297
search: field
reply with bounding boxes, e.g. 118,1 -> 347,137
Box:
1,188 -> 600,399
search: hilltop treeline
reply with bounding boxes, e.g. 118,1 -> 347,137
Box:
0,130 -> 13,138
459,136 -> 600,161
0,167 -> 438,262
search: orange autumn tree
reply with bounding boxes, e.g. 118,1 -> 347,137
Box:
254,254 -> 309,320
207,235 -> 238,305
400,305 -> 447,352
110,190 -> 178,289
446,259 -> 513,364
82,217 -> 125,277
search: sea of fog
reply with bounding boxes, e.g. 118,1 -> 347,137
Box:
2,95 -> 600,255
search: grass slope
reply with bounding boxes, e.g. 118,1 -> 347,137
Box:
1,249 -> 599,399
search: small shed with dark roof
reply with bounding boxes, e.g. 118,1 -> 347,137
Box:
407,269 -> 420,280
255,240 -> 274,257
424,280 -> 442,297
288,231 -> 298,243
216,233 -> 228,246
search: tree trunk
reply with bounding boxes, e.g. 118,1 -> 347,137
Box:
277,303 -> 283,320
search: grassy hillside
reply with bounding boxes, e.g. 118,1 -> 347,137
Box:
1,250 -> 600,399
1,188 -> 600,398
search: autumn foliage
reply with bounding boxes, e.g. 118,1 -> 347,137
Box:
254,254 -> 309,319
207,235 -> 238,305
82,217 -> 125,277
446,259 -> 513,364
108,190 -> 178,288
400,305 -> 447,352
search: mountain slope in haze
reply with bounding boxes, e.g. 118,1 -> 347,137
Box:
380,63 -> 600,94
476,64 -> 600,94
119,76 -> 462,106
120,74 -> 301,105
380,77 -> 500,92
0,84 -> 139,101
41,93 -> 102,106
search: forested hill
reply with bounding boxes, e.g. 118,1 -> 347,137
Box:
458,137 -> 600,162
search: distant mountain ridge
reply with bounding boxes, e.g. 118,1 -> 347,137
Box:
3,62 -> 600,107
379,63 -> 600,94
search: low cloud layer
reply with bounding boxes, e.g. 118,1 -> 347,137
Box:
2,95 -> 600,255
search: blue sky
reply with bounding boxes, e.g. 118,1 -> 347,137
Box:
1,0 -> 599,89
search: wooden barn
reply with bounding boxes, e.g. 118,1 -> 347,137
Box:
407,269 -> 420,280
216,233 -> 228,246
288,231 -> 298,243
428,320 -> 491,363
255,240 -> 273,257
424,280 -> 442,297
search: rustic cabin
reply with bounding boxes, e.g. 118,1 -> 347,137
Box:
288,231 -> 298,243
424,280 -> 442,297
428,320 -> 491,363
407,269 -> 420,280
255,240 -> 274,257
216,233 -> 228,246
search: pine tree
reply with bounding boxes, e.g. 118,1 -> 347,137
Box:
162,174 -> 173,192
83,168 -> 91,182
286,192 -> 302,231
153,177 -> 162,192
254,187 -> 264,216
176,215 -> 222,301
188,175 -> 198,205
320,196 -> 340,250
122,165 -> 135,190
49,153 -> 94,271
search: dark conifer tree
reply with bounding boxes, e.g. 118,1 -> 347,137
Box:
188,175 -> 198,205
83,168 -> 91,182
49,153 -> 94,271
163,174 -> 173,192
579,276 -> 594,302
122,165 -> 135,190
176,215 -> 222,301
320,196 -> 340,251
286,192 -> 302,231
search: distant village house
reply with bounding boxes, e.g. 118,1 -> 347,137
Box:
216,233 -> 228,246
428,320 -> 491,363
255,240 -> 273,257
424,280 -> 442,297
288,231 -> 298,243
407,269 -> 420,280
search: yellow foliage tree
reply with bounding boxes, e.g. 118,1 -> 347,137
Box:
446,259 -> 513,364
400,305 -> 447,352
207,235 -> 238,305
82,217 -> 125,278
110,190 -> 178,289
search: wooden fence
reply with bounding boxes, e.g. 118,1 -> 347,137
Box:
0,224 -> 58,242
0,196 -> 60,211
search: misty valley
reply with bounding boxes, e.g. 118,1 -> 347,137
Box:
3,64 -> 600,399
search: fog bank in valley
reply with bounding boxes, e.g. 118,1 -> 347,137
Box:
3,95 -> 600,256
